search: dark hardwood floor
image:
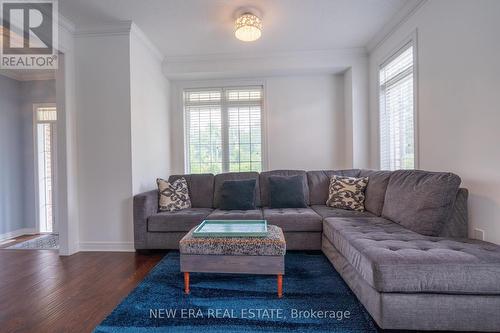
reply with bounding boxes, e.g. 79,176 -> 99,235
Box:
0,249 -> 164,333
1,249 -> 486,333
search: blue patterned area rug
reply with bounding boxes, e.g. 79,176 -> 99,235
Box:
94,252 -> 376,333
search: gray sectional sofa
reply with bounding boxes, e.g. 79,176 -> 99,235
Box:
134,169 -> 500,332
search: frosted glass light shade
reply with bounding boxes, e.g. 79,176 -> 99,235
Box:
235,13 -> 262,42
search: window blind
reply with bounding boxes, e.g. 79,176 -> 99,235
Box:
184,86 -> 263,174
379,45 -> 415,170
37,107 -> 57,122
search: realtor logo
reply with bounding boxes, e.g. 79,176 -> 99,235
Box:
0,0 -> 58,69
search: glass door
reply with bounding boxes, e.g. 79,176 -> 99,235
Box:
35,105 -> 57,233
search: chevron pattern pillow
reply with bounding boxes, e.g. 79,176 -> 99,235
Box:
157,178 -> 191,212
326,175 -> 368,212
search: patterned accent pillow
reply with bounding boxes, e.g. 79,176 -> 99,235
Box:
326,175 -> 369,212
157,178 -> 191,212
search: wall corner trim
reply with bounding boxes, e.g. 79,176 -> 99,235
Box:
365,0 -> 428,53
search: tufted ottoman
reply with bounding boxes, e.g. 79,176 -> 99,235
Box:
179,224 -> 286,297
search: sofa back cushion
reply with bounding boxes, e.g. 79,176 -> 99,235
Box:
213,172 -> 261,208
168,174 -> 214,208
260,170 -> 309,206
307,170 -> 360,205
382,170 -> 461,236
358,169 -> 392,216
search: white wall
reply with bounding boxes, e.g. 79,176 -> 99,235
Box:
265,75 -> 346,170
165,48 -> 370,172
130,29 -> 171,194
0,75 -> 23,237
75,34 -> 134,250
19,79 -> 56,232
368,0 -> 500,244
74,25 -> 171,251
170,74 -> 348,173
0,76 -> 55,239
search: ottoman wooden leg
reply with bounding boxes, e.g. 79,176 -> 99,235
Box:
277,274 -> 283,298
184,272 -> 190,294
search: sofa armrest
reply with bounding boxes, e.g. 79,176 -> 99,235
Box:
134,190 -> 158,249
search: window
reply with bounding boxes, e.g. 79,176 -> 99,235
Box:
379,43 -> 416,170
184,86 -> 263,174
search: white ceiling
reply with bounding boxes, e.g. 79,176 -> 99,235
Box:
60,0 -> 412,57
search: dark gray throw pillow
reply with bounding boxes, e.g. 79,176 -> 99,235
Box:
269,176 -> 308,208
219,179 -> 256,210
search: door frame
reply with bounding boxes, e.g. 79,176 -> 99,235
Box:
33,103 -> 58,234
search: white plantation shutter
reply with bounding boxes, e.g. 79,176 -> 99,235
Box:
36,106 -> 57,122
379,44 -> 415,170
184,86 -> 263,174
185,90 -> 223,173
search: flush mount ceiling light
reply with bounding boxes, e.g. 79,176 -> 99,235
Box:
234,13 -> 262,42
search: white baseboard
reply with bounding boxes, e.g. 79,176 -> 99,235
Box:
0,228 -> 37,242
78,241 -> 135,252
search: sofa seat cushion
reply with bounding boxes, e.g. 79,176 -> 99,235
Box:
263,208 -> 322,232
148,208 -> 213,232
206,209 -> 263,220
311,205 -> 376,218
323,217 -> 500,294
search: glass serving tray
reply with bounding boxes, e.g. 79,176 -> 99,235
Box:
192,220 -> 268,238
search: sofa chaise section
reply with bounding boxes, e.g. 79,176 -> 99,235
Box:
322,217 -> 500,331
322,232 -> 500,332
320,170 -> 500,331
323,217 -> 500,294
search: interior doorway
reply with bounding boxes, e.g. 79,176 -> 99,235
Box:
34,104 -> 58,234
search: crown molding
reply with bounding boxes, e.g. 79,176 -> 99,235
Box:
73,21 -> 165,62
165,47 -> 367,65
366,0 -> 428,53
58,14 -> 76,34
130,23 -> 164,62
163,47 -> 367,80
74,20 -> 133,38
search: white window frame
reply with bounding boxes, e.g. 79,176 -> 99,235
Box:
180,80 -> 268,174
377,31 -> 419,170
